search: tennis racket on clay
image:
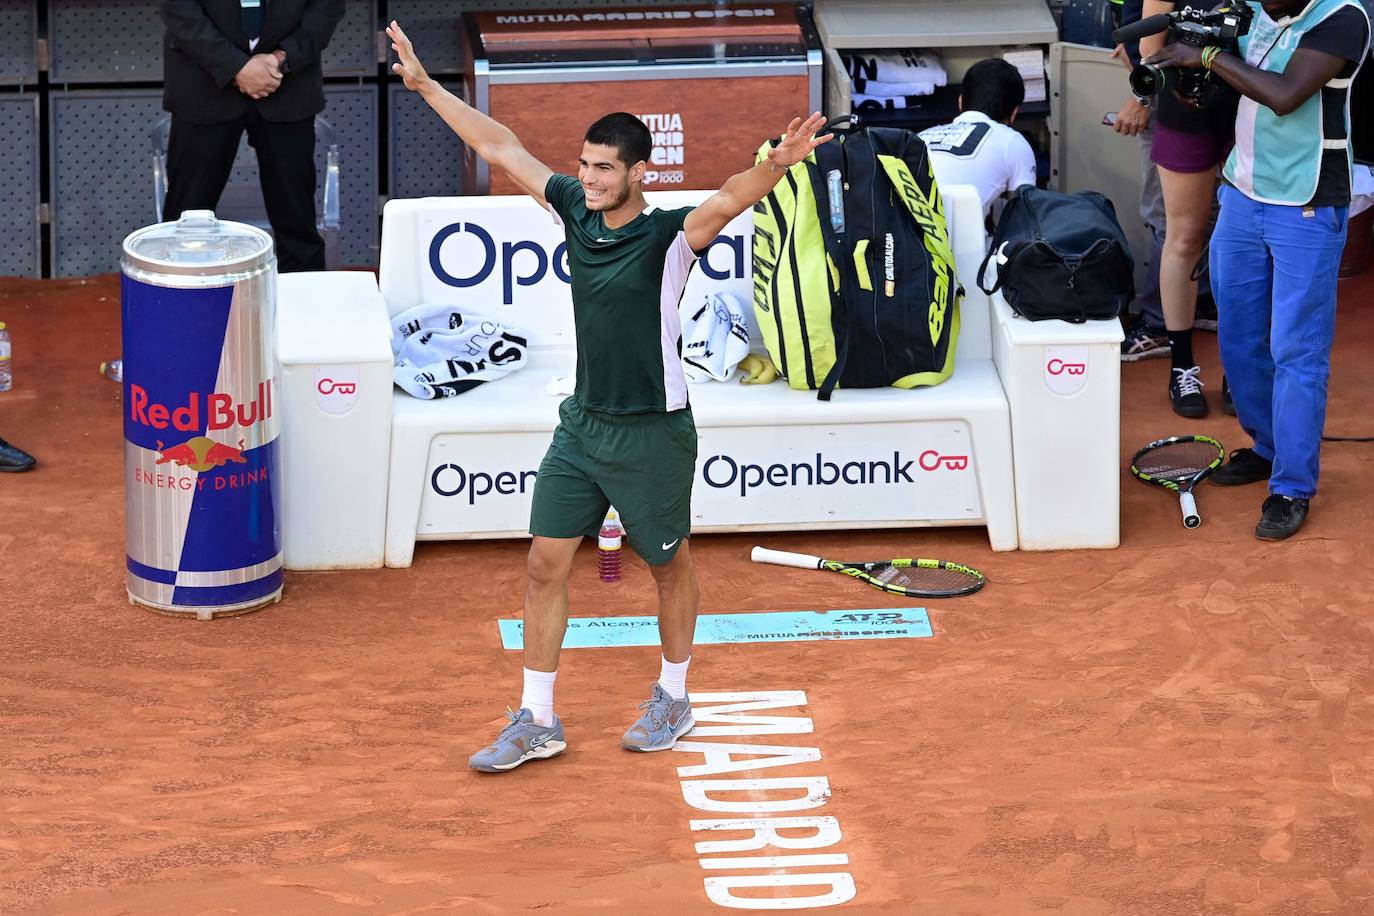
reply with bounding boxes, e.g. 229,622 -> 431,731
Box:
1130,435 -> 1225,529
750,547 -> 985,598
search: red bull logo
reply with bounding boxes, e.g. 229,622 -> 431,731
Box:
155,436 -> 247,472
128,381 -> 273,433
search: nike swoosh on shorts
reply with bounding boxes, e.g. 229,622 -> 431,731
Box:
661,539 -> 680,551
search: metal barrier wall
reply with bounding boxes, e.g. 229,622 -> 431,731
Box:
0,1 -> 37,85
48,0 -> 378,83
0,94 -> 40,277
388,79 -> 466,199
49,89 -> 163,277
322,83 -> 380,266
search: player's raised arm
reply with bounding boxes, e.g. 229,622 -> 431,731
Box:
683,112 -> 832,252
388,20 -> 554,206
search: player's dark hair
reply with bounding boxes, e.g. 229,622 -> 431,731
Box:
960,58 -> 1025,123
584,112 -> 653,167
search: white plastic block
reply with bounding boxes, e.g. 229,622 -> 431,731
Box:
277,271 -> 394,569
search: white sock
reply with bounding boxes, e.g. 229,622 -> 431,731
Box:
658,655 -> 691,700
520,667 -> 557,726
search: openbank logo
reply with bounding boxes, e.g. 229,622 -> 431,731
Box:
427,223 -> 750,304
1043,345 -> 1091,397
702,450 -> 969,497
431,463 -> 538,505
432,448 -> 969,505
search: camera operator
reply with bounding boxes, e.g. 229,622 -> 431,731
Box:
1146,0 -> 1370,539
1138,2 -> 1239,419
1113,0 -> 1173,365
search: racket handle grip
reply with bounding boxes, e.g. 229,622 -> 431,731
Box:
1180,492 -> 1201,529
751,547 -> 824,569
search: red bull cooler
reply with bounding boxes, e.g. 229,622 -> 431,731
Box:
121,211 -> 281,618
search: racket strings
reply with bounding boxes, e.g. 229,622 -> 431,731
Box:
878,563 -> 980,594
1136,441 -> 1222,479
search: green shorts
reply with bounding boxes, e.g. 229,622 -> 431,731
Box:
529,397 -> 697,565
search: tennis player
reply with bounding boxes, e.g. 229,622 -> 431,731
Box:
389,21 -> 832,772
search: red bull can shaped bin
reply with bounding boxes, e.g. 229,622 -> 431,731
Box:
121,211 -> 281,618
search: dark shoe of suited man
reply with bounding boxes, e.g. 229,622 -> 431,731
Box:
0,436 -> 35,472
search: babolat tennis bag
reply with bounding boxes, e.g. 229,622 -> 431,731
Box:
977,186 -> 1134,323
752,116 -> 962,401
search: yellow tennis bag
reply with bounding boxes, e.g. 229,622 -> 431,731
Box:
753,116 -> 962,400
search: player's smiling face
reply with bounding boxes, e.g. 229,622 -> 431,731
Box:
578,142 -> 642,212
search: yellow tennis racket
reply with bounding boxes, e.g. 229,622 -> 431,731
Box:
750,547 -> 985,598
1130,435 -> 1225,528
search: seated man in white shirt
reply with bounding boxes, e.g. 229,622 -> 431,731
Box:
918,58 -> 1037,220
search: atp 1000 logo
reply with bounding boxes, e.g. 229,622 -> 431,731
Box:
640,112 -> 685,186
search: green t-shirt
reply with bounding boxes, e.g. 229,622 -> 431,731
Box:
545,173 -> 699,414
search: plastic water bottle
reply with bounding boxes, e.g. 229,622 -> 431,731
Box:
598,509 -> 623,582
0,322 -> 11,392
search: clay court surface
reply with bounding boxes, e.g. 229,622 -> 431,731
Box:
2,274 -> 1373,914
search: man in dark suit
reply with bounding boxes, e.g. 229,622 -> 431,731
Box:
160,1 -> 346,271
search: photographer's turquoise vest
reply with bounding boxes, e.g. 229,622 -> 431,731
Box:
1223,0 -> 1370,205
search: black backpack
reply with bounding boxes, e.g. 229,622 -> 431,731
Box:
977,186 -> 1134,323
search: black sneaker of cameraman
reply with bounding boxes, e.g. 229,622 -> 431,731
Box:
1167,329 -> 1208,418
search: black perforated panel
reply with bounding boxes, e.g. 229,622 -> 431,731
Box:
49,89 -> 164,277
388,80 -> 466,198
387,0 -> 466,74
0,2 -> 37,86
0,94 -> 39,276
52,0 -> 376,83
321,84 -> 380,266
50,0 -> 162,84
322,0 -> 379,77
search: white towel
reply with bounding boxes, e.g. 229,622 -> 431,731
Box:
389,303 -> 529,399
843,51 -> 947,88
1351,162 -> 1374,218
679,292 -> 750,383
1001,48 -> 1046,81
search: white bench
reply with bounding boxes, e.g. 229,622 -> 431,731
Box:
275,184 -> 1123,570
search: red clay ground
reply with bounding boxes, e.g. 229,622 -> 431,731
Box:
2,273 -> 1373,915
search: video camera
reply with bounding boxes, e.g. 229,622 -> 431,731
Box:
1112,4 -> 1252,108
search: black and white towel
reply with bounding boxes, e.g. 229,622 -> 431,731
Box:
680,292 -> 750,383
390,303 -> 529,399
843,50 -> 947,98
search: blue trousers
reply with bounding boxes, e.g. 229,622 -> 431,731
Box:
1209,184 -> 1348,499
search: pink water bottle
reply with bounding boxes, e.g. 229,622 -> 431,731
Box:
598,509 -> 623,582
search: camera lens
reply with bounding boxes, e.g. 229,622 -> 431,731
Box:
1129,64 -> 1165,97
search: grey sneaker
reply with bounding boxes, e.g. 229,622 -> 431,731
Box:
1120,318 -> 1169,362
468,708 -> 566,773
622,683 -> 695,752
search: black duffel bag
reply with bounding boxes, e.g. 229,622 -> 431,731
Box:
977,186 -> 1134,323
